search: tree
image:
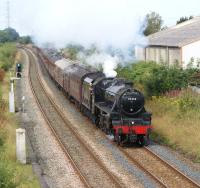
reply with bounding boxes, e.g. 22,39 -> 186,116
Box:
143,12 -> 163,36
3,28 -> 19,41
18,36 -> 32,44
176,16 -> 193,25
161,26 -> 168,31
63,44 -> 84,60
0,31 -> 8,43
0,28 -> 19,43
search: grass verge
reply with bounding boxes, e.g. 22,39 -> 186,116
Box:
147,89 -> 200,162
0,46 -> 40,187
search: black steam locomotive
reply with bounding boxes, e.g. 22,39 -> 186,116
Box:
37,48 -> 152,146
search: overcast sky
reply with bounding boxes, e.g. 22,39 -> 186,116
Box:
0,0 -> 199,48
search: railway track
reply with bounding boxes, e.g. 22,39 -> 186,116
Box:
24,46 -> 200,188
25,48 -> 124,188
120,146 -> 200,188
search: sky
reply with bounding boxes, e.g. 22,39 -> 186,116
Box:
0,0 -> 199,48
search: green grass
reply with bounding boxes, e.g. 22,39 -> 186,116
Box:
0,111 -> 40,187
0,47 -> 40,187
0,43 -> 16,71
147,90 -> 200,162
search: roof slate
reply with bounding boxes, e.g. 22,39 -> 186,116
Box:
148,17 -> 200,47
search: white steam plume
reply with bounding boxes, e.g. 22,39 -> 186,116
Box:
12,0 -> 147,49
78,52 -> 119,77
11,0 -> 148,77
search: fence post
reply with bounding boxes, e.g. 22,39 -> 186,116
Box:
16,128 -> 26,164
9,79 -> 15,113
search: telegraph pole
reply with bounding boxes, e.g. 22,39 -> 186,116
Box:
6,0 -> 10,28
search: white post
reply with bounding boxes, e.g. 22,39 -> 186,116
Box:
9,77 -> 20,113
22,96 -> 25,113
16,128 -> 26,164
9,92 -> 15,112
11,81 -> 14,92
9,79 -> 15,113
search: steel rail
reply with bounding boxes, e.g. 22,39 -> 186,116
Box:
26,48 -> 91,188
96,128 -> 200,188
119,147 -> 169,188
25,48 -> 123,188
144,146 -> 200,188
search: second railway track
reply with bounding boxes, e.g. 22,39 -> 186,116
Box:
25,48 -> 124,188
121,146 -> 200,188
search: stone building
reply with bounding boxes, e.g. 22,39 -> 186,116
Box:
136,17 -> 200,68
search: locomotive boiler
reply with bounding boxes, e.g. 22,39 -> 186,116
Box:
99,78 -> 144,116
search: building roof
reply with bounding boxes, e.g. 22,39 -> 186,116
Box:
55,58 -> 75,70
148,17 -> 200,47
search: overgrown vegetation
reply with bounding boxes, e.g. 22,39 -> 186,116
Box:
0,100 -> 40,187
117,61 -> 198,97
0,43 -> 16,71
0,46 -> 40,187
147,90 -> 200,162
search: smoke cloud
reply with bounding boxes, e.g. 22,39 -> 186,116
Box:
78,52 -> 119,77
11,0 -> 148,77
12,0 -> 147,49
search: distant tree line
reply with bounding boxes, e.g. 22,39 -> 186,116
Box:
0,27 -> 32,44
62,43 -> 85,60
62,43 -> 102,60
143,12 -> 195,36
176,16 -> 193,25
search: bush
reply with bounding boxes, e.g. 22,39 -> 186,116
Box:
63,44 -> 84,60
1,63 -> 11,72
0,130 -> 6,148
117,61 -> 198,97
0,43 -> 16,71
0,137 -> 4,148
0,133 -> 16,188
144,66 -> 187,96
177,90 -> 200,112
18,36 -> 32,44
0,162 -> 16,188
